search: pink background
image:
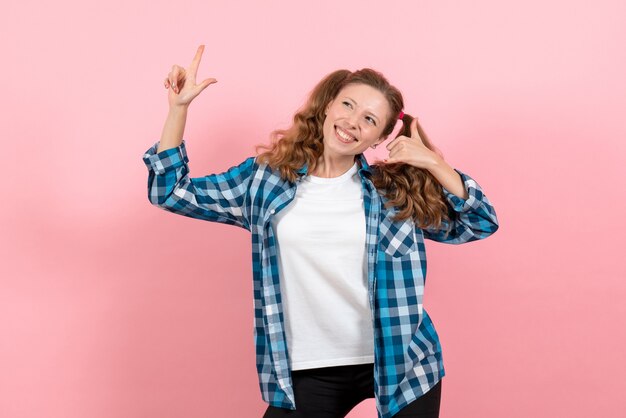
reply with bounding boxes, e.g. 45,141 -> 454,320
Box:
1,1 -> 625,417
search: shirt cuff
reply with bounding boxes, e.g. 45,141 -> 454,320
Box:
441,168 -> 484,212
142,140 -> 189,175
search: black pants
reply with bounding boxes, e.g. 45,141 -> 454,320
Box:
263,363 -> 442,418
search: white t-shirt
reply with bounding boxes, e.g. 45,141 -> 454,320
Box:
271,162 -> 375,370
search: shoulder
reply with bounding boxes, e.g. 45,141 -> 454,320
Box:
248,155 -> 294,186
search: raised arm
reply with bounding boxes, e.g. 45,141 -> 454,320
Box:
142,45 -> 254,230
385,117 -> 499,244
157,44 -> 217,153
143,142 -> 256,230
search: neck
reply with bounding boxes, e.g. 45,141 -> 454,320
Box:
311,152 -> 356,178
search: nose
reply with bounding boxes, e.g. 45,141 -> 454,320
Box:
346,111 -> 359,128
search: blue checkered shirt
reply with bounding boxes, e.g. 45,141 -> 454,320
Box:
142,140 -> 499,418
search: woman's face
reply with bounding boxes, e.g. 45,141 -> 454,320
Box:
322,83 -> 391,159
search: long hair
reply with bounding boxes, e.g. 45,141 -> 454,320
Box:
255,68 -> 451,230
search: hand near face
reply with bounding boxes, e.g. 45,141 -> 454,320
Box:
384,118 -> 440,169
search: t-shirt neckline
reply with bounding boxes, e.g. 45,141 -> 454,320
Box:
306,162 -> 359,184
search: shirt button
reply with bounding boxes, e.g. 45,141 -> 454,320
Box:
270,209 -> 275,214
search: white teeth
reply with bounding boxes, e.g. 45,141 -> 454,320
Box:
336,127 -> 355,142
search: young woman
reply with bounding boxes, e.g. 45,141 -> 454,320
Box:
143,45 -> 499,418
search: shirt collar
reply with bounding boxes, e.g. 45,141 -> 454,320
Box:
296,154 -> 372,177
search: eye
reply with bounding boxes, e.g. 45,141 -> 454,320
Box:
342,101 -> 353,108
366,116 -> 376,126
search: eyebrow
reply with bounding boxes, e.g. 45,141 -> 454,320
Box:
343,96 -> 381,122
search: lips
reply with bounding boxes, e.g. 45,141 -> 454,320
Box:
335,126 -> 357,143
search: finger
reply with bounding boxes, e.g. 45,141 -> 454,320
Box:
384,154 -> 400,164
173,67 -> 186,93
170,66 -> 180,93
385,145 -> 402,165
385,147 -> 406,164
197,77 -> 218,93
385,135 -> 405,151
382,142 -> 404,158
188,44 -> 205,79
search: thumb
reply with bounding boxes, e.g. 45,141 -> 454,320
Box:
198,78 -> 218,93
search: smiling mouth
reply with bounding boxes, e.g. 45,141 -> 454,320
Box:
335,126 -> 357,143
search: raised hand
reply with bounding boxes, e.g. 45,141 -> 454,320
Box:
385,117 -> 440,169
163,45 -> 217,108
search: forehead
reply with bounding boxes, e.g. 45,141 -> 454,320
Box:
336,84 -> 390,118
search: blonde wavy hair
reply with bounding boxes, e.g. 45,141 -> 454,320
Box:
255,68 -> 452,230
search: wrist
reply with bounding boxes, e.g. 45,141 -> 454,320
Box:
169,104 -> 189,114
425,152 -> 444,172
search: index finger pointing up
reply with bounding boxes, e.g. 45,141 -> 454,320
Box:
188,44 -> 205,78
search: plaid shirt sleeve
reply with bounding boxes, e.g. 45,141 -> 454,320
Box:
423,167 -> 499,244
142,140 -> 256,230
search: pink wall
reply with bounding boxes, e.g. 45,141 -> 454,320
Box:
1,1 -> 625,417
